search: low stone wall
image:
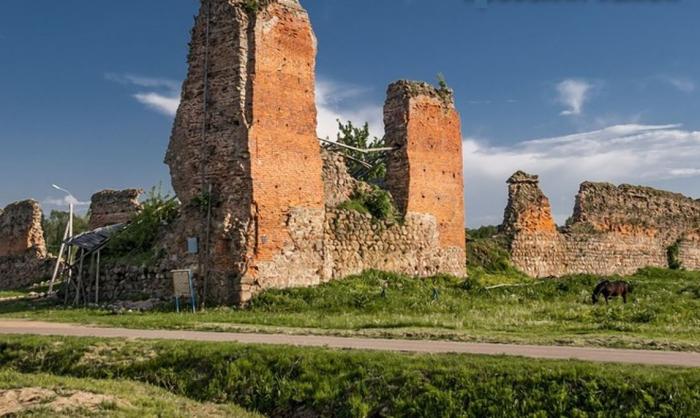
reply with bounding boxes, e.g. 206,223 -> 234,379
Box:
503,171 -> 700,277
0,252 -> 54,290
325,209 -> 464,279
89,265 -> 173,303
510,231 -> 666,278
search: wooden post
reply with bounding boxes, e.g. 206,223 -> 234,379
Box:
95,250 -> 101,305
74,248 -> 85,306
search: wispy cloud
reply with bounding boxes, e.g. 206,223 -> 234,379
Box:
133,92 -> 181,116
464,124 -> 700,226
658,75 -> 696,93
43,195 -> 90,208
106,73 -> 181,117
557,79 -> 593,116
315,76 -> 384,140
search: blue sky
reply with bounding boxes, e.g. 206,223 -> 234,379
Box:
1,0 -> 699,227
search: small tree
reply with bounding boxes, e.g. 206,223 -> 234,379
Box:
42,210 -> 89,255
335,120 -> 387,184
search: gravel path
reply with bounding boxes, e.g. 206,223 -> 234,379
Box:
1,320 -> 699,367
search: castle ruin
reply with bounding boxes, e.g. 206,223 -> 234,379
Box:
161,0 -> 466,305
502,171 -> 700,277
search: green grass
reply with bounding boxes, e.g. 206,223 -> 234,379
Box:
0,369 -> 261,417
0,289 -> 29,299
2,268 -> 700,351
1,335 -> 699,417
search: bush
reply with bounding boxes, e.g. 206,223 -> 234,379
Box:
1,336 -> 699,417
103,186 -> 179,265
668,240 -> 683,270
338,186 -> 398,222
334,120 -> 387,184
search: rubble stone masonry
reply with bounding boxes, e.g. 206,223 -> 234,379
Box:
88,189 -> 143,230
502,171 -> 700,277
0,200 -> 52,289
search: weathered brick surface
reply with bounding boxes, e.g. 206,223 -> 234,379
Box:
88,189 -> 143,230
164,0 -> 325,304
503,172 -> 700,277
384,81 -> 466,271
0,200 -> 52,289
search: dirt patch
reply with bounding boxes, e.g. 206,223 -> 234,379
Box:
0,387 -> 126,416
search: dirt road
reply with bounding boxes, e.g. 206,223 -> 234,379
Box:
1,320 -> 699,367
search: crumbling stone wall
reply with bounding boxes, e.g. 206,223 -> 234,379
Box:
88,189 -> 143,230
321,148 -> 361,207
384,81 -> 466,271
325,209 -> 464,279
165,0 -> 325,305
0,200 -> 52,289
144,0 -> 470,306
502,171 -> 700,277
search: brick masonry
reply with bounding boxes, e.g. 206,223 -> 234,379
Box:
88,189 -> 143,230
502,171 -> 700,277
102,0 -> 467,305
384,81 -> 466,262
0,200 -> 53,289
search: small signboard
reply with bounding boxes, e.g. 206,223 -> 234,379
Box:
172,269 -> 196,313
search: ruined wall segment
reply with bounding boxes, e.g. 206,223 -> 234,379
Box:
0,200 -> 47,258
573,182 -> 700,246
165,0 -> 325,304
384,81 -> 466,275
502,172 -> 700,277
0,200 -> 52,289
88,189 -> 143,230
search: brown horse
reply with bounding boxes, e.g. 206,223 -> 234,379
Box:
592,280 -> 632,304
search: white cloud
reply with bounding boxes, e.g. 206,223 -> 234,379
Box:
43,195 -> 90,208
315,77 -> 384,140
658,75 -> 696,93
464,124 -> 700,226
106,73 -> 181,117
557,79 -> 593,116
133,92 -> 180,116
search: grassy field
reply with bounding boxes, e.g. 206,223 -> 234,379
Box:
1,335 -> 699,417
0,369 -> 261,417
1,268 -> 699,351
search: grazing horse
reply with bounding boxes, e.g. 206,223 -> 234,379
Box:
592,280 -> 632,304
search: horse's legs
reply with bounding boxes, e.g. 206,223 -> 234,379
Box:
623,294 -> 627,304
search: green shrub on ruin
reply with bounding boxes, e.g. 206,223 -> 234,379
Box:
103,186 -> 179,266
335,120 -> 387,184
667,240 -> 683,270
338,186 -> 398,222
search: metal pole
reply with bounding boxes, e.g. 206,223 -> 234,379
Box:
74,248 -> 85,306
48,220 -> 71,294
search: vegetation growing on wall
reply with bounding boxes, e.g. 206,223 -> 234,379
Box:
338,186 -> 398,222
103,186 -> 179,265
668,240 -> 683,270
335,120 -> 387,184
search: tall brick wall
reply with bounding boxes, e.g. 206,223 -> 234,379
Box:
503,172 -> 700,277
165,0 -> 325,304
384,81 -> 466,271
89,189 -> 143,230
0,200 -> 52,289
